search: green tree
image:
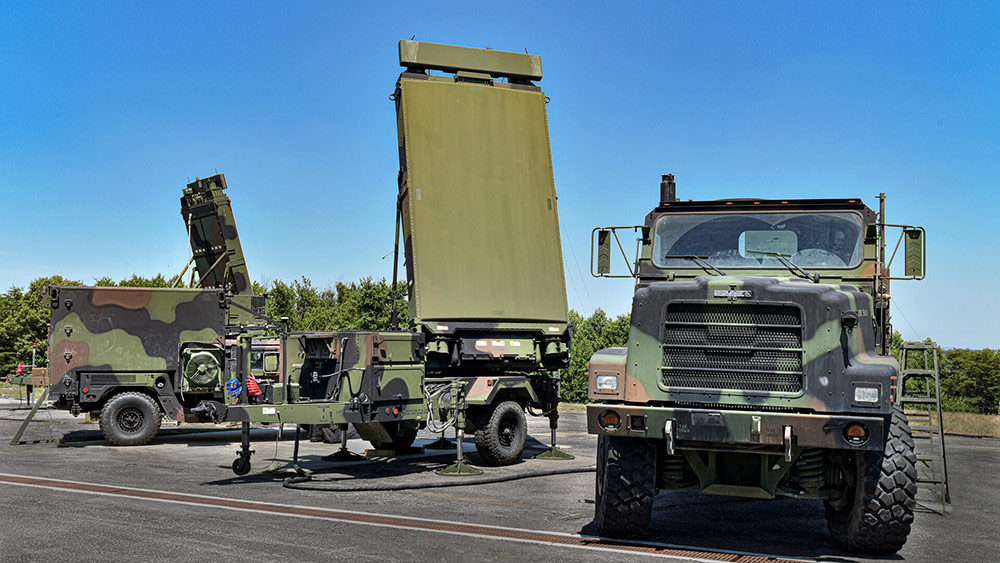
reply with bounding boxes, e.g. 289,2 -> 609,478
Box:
331,277 -> 408,331
255,276 -> 406,332
561,308 -> 630,403
940,348 -> 1000,415
0,276 -> 81,374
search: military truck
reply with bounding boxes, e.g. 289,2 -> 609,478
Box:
587,175 -> 925,554
193,40 -> 571,474
46,174 -> 269,445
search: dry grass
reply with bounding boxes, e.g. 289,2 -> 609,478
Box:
0,383 -> 29,400
906,410 -> 1000,437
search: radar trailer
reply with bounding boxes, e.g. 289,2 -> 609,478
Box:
193,40 -> 572,475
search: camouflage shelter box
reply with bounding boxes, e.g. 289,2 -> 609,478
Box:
395,40 -> 569,327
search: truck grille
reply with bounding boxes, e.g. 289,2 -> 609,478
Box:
661,303 -> 803,393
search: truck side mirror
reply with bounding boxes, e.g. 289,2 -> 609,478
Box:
597,230 -> 611,275
904,229 -> 923,277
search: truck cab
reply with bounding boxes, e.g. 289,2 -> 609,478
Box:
588,175 -> 925,554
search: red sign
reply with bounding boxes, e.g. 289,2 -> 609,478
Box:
15,362 -> 26,375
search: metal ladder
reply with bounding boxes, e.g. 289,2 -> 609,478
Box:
898,341 -> 949,513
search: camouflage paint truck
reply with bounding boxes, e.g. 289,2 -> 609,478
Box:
588,175 -> 925,554
194,40 -> 571,474
47,174 -> 268,445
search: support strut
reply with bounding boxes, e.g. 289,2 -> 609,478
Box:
436,381 -> 482,476
322,424 -> 364,462
533,410 -> 574,460
231,421 -> 255,475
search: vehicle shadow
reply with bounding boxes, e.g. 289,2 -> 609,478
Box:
578,491 -> 904,562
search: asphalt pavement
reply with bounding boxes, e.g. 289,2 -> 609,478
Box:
0,400 -> 996,563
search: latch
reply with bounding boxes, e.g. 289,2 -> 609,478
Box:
64,325 -> 73,337
750,415 -> 761,443
454,70 -> 493,84
664,419 -> 676,455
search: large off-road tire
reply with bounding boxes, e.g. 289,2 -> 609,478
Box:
370,422 -> 418,451
825,404 -> 917,554
595,434 -> 657,538
473,400 -> 527,466
99,392 -> 162,446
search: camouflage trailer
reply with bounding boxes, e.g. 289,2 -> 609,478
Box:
194,40 -> 572,474
46,174 -> 268,446
588,175 -> 925,554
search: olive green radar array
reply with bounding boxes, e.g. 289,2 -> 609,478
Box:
588,176 -> 927,555
394,39 -> 570,374
179,174 -> 255,295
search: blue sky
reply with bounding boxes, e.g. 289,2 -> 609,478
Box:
1,2 -> 997,349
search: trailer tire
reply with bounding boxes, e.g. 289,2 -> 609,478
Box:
595,434 -> 657,538
99,391 -> 162,446
473,400 -> 526,466
825,404 -> 917,554
371,422 -> 418,451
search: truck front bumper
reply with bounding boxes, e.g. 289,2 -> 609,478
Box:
587,404 -> 886,452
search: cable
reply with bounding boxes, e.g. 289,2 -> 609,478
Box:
891,301 -> 922,340
282,463 -> 596,492
424,387 -> 456,434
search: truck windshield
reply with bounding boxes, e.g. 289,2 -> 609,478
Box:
653,211 -> 864,269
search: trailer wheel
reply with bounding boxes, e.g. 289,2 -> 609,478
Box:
825,404 -> 917,554
371,422 -> 418,451
232,456 -> 252,476
473,400 -> 526,466
595,434 -> 657,538
99,392 -> 162,446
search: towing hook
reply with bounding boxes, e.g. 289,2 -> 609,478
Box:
190,400 -> 227,423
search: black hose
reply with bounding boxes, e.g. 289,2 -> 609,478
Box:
282,465 -> 596,492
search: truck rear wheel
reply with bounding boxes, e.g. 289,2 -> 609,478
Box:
825,405 -> 917,554
595,434 -> 657,538
99,392 -> 162,446
473,400 -> 527,466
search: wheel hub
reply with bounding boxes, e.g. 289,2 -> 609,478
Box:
499,419 -> 515,448
117,407 -> 144,433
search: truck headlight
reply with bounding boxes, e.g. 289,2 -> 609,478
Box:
854,386 -> 879,403
596,375 -> 618,390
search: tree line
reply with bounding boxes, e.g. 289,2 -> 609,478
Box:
2,275 -> 997,414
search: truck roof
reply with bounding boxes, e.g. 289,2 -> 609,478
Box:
394,41 -> 569,328
652,198 -> 874,215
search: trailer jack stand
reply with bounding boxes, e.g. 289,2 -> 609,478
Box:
231,421 -> 255,475
436,429 -> 483,476
323,424 -> 364,462
534,412 -> 573,460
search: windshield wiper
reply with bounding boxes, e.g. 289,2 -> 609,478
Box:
663,255 -> 727,276
745,249 -> 820,283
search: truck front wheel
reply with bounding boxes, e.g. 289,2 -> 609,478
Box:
825,404 -> 917,554
595,434 -> 657,538
99,392 -> 162,446
473,400 -> 527,466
